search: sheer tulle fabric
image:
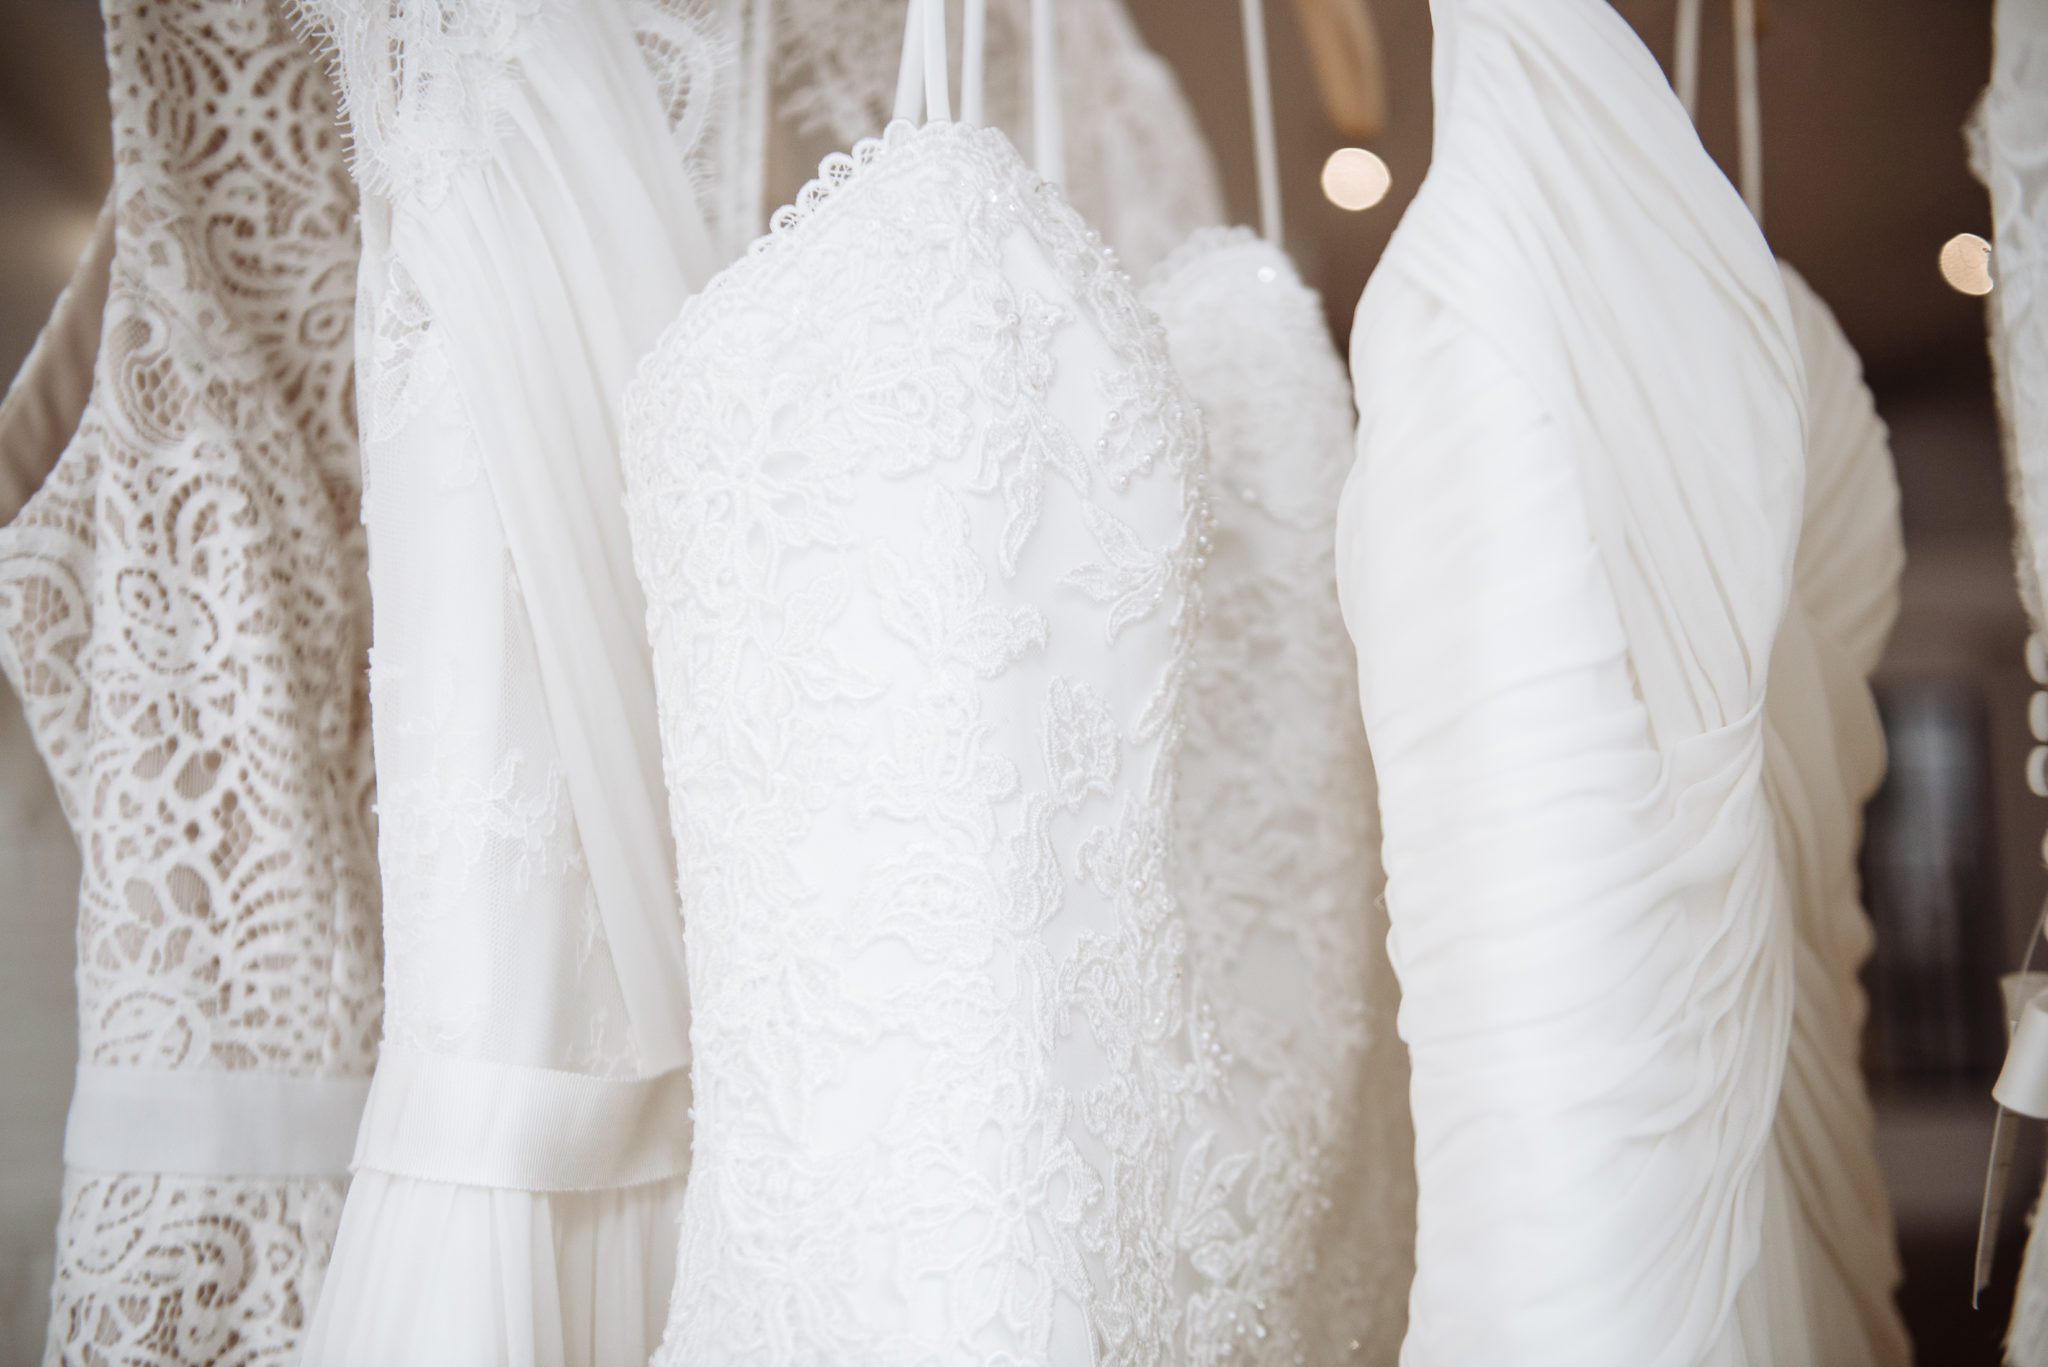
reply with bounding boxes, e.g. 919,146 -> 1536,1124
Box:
294,2 -> 718,1359
1336,1 -> 1804,1362
301,1173 -> 681,1367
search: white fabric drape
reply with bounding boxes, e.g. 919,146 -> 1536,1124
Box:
1757,262 -> 1910,1367
294,2 -> 724,1360
1336,0 -> 1806,1361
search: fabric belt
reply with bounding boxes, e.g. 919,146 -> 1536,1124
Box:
350,1044 -> 692,1192
64,1064 -> 372,1177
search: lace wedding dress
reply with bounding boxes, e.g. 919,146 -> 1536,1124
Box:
1337,1 -> 1808,1361
0,3 -> 381,1361
623,1 -> 1227,1357
289,2 -> 725,1361
1144,226 -> 1412,1365
1135,3 -> 1412,1357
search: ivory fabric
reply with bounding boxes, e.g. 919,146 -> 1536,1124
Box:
0,4 -> 381,1360
1759,261 -> 1910,1367
1335,0 -> 1806,1362
290,2 -> 726,1360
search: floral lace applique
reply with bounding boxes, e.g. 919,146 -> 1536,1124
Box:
624,119 -> 1213,1363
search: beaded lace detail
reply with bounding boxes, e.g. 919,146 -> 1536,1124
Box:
624,118 -> 1222,1362
0,1 -> 379,1361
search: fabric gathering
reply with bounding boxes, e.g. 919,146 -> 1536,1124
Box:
0,0 -> 2033,1364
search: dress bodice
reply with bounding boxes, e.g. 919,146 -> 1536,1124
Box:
623,117 -> 1209,1364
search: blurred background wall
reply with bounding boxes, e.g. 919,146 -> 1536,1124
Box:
0,0 -> 2026,1361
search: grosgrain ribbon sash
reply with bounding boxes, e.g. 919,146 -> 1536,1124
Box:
64,1064 -> 371,1177
351,1045 -> 691,1192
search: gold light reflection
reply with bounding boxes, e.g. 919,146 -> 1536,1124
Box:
1939,232 -> 1994,296
1321,148 -> 1391,212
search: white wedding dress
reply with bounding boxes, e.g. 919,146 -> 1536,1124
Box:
291,2 -> 725,1361
0,3 -> 380,1359
1757,261 -> 1910,1366
623,2 -> 1219,1358
1337,1 -> 1807,1362
1136,4 -> 1411,1355
1670,9 -> 1909,1354
1144,225 -> 1413,1364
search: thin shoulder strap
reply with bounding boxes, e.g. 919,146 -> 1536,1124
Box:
1673,0 -> 1702,119
1032,0 -> 1065,185
963,0 -> 987,126
1732,0 -> 1763,224
1241,0 -> 1283,246
891,0 -> 952,125
1671,0 -> 1764,225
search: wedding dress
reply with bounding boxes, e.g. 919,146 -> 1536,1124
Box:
0,4 -> 380,1360
1336,0 -> 1807,1362
622,1 -> 1218,1358
1671,7 -> 1909,1358
289,2 -> 725,1361
1138,1 -> 1410,1357
1759,262 -> 1910,1365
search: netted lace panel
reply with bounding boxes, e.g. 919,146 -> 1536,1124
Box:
0,1 -> 378,1361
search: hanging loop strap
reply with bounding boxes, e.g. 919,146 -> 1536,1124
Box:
892,0 -> 922,122
1671,0 -> 1763,225
1673,0 -> 1702,119
1032,0 -> 1065,186
1241,0 -> 1283,247
963,0 -> 987,126
891,0 -> 951,124
1731,0 -> 1763,223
